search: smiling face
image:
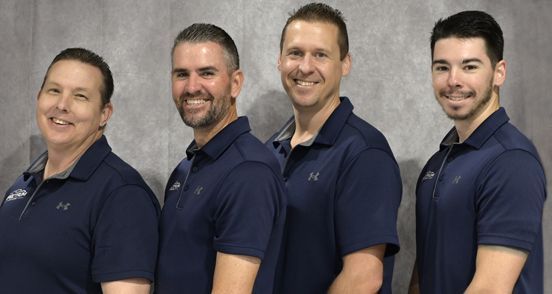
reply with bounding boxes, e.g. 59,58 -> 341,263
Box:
278,20 -> 351,112
432,37 -> 505,123
172,41 -> 242,130
37,59 -> 112,153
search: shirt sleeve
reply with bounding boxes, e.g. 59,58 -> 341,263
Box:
335,148 -> 402,257
212,161 -> 284,260
91,185 -> 160,282
476,150 -> 546,251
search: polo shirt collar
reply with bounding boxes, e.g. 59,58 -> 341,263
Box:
23,135 -> 112,181
440,107 -> 510,149
273,96 -> 353,147
186,116 -> 251,160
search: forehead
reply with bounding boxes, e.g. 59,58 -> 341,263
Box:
46,60 -> 103,92
283,20 -> 340,50
172,41 -> 227,69
433,37 -> 490,63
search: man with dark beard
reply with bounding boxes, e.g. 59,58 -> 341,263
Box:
155,23 -> 286,294
409,11 -> 546,293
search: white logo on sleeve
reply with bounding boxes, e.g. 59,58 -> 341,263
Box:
5,189 -> 28,202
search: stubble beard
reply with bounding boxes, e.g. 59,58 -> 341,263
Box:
441,81 -> 494,121
178,94 -> 231,129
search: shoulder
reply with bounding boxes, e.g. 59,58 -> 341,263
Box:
340,112 -> 396,159
493,122 -> 542,162
230,133 -> 282,174
95,152 -> 156,199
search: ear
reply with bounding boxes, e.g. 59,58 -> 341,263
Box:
100,102 -> 113,127
341,53 -> 352,76
493,59 -> 507,87
230,69 -> 244,99
277,53 -> 282,71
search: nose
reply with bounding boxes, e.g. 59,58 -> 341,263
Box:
447,68 -> 462,88
55,92 -> 71,112
184,73 -> 202,95
298,55 -> 314,74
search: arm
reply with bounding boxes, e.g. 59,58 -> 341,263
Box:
328,244 -> 385,294
408,262 -> 420,294
464,245 -> 528,294
101,278 -> 151,294
211,252 -> 261,294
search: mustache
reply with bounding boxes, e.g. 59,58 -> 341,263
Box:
439,90 -> 474,97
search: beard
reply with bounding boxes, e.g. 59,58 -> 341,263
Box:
440,82 -> 494,121
177,93 -> 231,129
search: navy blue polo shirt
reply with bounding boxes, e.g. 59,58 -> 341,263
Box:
0,136 -> 160,294
416,108 -> 546,293
268,97 -> 402,293
155,116 -> 286,294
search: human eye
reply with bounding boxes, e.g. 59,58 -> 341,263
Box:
74,93 -> 88,101
433,65 -> 449,72
464,64 -> 478,71
287,49 -> 302,58
314,51 -> 327,59
173,70 -> 188,79
200,70 -> 216,77
47,88 -> 60,94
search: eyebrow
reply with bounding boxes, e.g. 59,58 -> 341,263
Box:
432,58 -> 484,66
172,66 -> 219,74
44,82 -> 90,93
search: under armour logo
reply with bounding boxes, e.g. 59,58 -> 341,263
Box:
56,201 -> 71,211
452,176 -> 462,184
308,172 -> 320,182
422,171 -> 435,181
194,186 -> 204,195
169,181 -> 181,191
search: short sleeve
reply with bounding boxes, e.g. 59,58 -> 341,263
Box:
335,148 -> 402,257
91,185 -> 160,282
476,150 -> 546,251
212,162 -> 284,260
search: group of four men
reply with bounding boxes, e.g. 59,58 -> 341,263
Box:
0,2 -> 546,293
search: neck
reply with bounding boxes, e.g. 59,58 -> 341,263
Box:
455,97 -> 500,142
291,96 -> 340,148
194,109 -> 238,148
44,132 -> 102,179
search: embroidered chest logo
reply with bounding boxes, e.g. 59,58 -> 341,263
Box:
5,189 -> 28,202
169,181 -> 181,191
56,201 -> 71,211
452,176 -> 462,184
308,172 -> 320,182
193,186 -> 204,195
422,171 -> 435,181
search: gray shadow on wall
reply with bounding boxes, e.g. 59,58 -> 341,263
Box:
30,134 -> 46,160
246,90 -> 293,142
393,159 -> 423,292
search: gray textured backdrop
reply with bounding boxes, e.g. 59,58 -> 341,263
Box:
1,0 -> 550,292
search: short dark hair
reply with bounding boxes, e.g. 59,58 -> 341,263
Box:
280,2 -> 349,60
41,48 -> 114,107
431,10 -> 504,67
172,23 -> 240,72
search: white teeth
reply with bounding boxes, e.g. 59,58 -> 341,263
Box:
296,80 -> 315,86
52,118 -> 70,125
186,99 -> 207,105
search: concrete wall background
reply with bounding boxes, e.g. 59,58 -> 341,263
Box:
1,1 -> 550,292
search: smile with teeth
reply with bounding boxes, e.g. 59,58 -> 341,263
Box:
444,92 -> 473,101
295,79 -> 317,86
184,98 -> 210,105
51,117 -> 71,125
